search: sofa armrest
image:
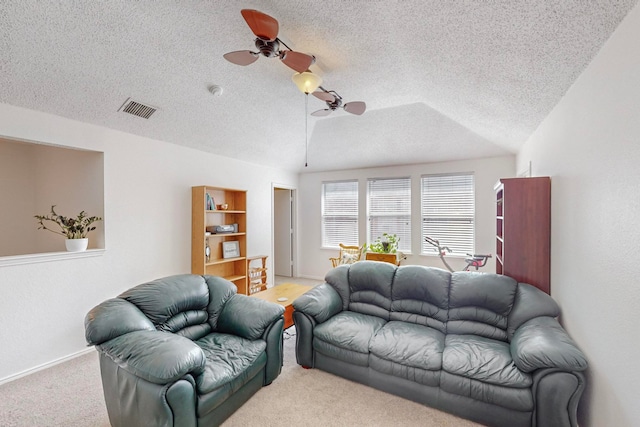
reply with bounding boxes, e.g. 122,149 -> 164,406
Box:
85,298 -> 155,346
218,294 -> 285,340
97,330 -> 206,384
511,317 -> 588,373
292,283 -> 342,323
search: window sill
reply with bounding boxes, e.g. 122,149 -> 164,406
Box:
0,249 -> 106,267
420,253 -> 467,259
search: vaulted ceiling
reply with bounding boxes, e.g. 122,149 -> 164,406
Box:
1,1 -> 637,172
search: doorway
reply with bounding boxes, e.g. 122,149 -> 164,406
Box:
273,186 -> 295,277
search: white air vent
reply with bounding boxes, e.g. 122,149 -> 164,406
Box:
118,98 -> 157,119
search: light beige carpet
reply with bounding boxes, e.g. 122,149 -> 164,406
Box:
0,329 -> 481,426
224,330 -> 481,427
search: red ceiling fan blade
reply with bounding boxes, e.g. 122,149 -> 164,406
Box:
281,51 -> 315,73
223,50 -> 259,66
344,101 -> 366,115
312,91 -> 335,103
311,109 -> 332,117
241,9 -> 279,41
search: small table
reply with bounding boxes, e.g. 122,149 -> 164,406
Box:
250,283 -> 313,329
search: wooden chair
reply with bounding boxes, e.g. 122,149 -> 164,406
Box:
330,244 -> 363,268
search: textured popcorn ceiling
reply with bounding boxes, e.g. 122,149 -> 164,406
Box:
0,1 -> 637,172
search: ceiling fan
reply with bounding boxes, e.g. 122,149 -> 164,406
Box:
311,88 -> 366,116
223,9 -> 316,73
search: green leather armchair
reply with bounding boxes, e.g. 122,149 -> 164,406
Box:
85,274 -> 285,427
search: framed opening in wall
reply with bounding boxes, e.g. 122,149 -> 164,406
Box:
0,136 -> 105,260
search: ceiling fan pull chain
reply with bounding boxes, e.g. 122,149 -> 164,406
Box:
305,97 -> 308,167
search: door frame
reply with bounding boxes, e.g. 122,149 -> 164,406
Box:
272,183 -> 297,279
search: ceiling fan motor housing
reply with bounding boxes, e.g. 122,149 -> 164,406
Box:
254,38 -> 279,57
327,98 -> 342,110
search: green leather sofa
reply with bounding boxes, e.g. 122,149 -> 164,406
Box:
85,274 -> 285,427
293,262 -> 588,427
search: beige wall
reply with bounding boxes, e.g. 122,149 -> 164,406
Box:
0,103 -> 297,382
516,4 -> 640,426
32,144 -> 105,253
0,140 -> 36,255
297,156 -> 515,280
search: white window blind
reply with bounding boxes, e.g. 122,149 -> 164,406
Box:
322,180 -> 358,247
421,173 -> 475,256
367,177 -> 411,252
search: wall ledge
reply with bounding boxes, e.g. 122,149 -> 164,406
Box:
0,249 -> 105,267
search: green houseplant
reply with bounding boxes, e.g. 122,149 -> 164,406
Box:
368,233 -> 400,254
35,205 -> 102,252
366,233 -> 403,265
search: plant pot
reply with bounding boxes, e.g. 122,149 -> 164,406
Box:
365,252 -> 398,265
65,238 -> 88,252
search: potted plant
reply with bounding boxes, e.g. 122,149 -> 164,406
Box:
35,205 -> 102,252
366,233 -> 400,264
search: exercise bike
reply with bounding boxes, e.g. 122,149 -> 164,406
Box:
424,236 -> 491,273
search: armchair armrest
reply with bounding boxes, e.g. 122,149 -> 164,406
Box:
85,298 -> 155,346
292,283 -> 342,323
218,294 -> 285,340
97,330 -> 206,384
511,317 -> 588,373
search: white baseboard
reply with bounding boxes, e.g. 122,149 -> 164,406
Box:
0,347 -> 96,386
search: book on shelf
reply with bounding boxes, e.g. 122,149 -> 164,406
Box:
205,193 -> 216,210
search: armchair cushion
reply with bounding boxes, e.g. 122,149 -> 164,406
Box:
119,274 -> 209,325
97,330 -> 206,384
218,294 -> 284,340
85,298 -> 155,346
511,317 -> 588,373
195,333 -> 267,394
340,252 -> 360,264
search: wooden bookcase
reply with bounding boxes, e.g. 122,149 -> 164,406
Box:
192,186 -> 248,294
495,177 -> 551,294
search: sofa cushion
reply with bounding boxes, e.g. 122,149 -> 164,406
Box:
370,321 -> 444,370
443,335 -> 531,388
195,333 -> 266,395
347,261 -> 396,320
440,371 -> 533,412
390,266 -> 450,333
368,321 -> 444,387
314,311 -> 386,356
448,272 -> 518,341
507,283 -> 560,339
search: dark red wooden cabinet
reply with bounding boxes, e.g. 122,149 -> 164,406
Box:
495,177 -> 551,294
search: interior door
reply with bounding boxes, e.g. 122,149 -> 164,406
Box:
274,188 -> 293,277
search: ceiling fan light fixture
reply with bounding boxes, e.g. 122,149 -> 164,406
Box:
292,71 -> 323,94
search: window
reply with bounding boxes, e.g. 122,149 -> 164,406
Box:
367,177 -> 411,252
421,173 -> 474,256
322,180 -> 358,247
